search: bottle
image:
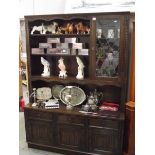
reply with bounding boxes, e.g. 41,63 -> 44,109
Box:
20,96 -> 25,112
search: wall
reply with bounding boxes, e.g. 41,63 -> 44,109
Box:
19,0 -> 66,18
19,0 -> 135,18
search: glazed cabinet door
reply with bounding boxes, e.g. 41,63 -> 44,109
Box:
88,127 -> 119,155
95,16 -> 121,78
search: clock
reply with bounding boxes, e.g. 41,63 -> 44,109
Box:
36,87 -> 52,100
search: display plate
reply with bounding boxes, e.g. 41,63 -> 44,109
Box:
36,87 -> 52,100
52,85 -> 64,99
60,86 -> 86,106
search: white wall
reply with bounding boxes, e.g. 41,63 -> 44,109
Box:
34,0 -> 66,15
19,0 -> 66,18
19,0 -> 134,18
19,0 -> 34,18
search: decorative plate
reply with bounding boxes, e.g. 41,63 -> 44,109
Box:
52,85 -> 64,99
36,87 -> 52,100
60,86 -> 86,106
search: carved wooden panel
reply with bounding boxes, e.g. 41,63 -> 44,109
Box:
89,127 -> 119,155
89,118 -> 119,129
25,119 -> 53,145
26,109 -> 53,120
57,114 -> 85,125
57,124 -> 86,151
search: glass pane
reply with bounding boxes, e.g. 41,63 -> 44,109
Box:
96,18 -> 120,77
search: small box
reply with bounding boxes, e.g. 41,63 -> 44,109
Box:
47,38 -> 60,43
61,43 -> 69,49
56,43 -> 61,50
72,43 -> 83,49
31,48 -> 44,54
60,49 -> 70,55
65,38 -> 76,43
39,43 -> 52,48
71,49 -> 77,55
78,49 -> 89,55
47,48 -> 59,54
56,43 -> 69,50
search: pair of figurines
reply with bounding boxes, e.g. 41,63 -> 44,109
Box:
41,56 -> 85,80
58,56 -> 85,79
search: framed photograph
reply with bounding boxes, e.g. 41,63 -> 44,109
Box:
31,48 -> 44,54
47,38 -> 60,43
39,43 -> 52,48
47,48 -> 59,54
65,38 -> 77,43
72,43 -> 83,49
78,49 -> 89,55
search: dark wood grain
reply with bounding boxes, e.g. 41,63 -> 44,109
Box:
24,104 -> 124,155
24,12 -> 131,155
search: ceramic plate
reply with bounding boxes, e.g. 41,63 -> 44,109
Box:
52,85 -> 64,99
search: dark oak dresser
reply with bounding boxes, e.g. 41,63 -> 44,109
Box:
24,12 -> 131,155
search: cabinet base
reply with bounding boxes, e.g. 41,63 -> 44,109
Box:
28,142 -> 91,155
28,142 -> 123,155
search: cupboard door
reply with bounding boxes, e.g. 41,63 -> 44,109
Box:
25,119 -> 53,146
89,127 -> 119,155
95,17 -> 121,78
57,124 -> 86,151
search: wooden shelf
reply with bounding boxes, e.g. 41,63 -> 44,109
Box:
31,75 -> 121,86
30,34 -> 90,37
31,54 -> 89,56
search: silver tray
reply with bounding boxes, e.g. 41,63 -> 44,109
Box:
60,86 -> 86,106
52,85 -> 64,99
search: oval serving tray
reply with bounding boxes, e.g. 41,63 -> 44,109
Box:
59,86 -> 86,106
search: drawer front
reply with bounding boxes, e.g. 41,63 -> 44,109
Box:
25,109 -> 53,120
58,114 -> 85,125
89,118 -> 118,129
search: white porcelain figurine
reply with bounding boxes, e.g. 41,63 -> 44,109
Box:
43,22 -> 58,34
76,56 -> 85,80
31,23 -> 44,35
58,57 -> 67,78
41,57 -> 50,77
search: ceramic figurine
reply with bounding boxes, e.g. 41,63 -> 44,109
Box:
31,23 -> 44,34
76,56 -> 85,80
29,88 -> 37,107
43,22 -> 58,34
41,57 -> 50,77
58,57 -> 67,78
75,22 -> 90,34
66,23 -> 74,34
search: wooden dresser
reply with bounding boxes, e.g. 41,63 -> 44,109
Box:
24,12 -> 131,155
24,103 -> 124,155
